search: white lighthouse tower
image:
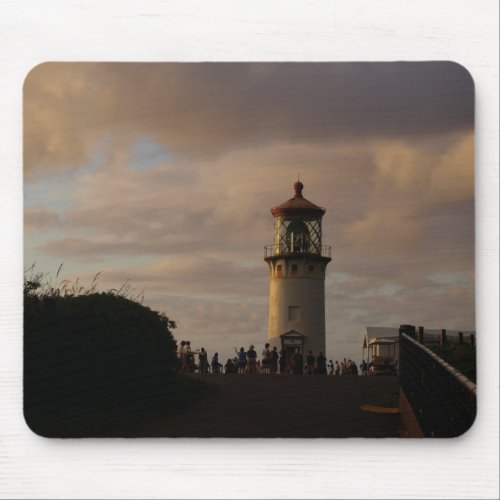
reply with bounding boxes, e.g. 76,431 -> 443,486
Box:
264,180 -> 332,358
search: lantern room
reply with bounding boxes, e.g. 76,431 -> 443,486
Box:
264,181 -> 331,259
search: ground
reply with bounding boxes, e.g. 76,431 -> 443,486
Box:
126,374 -> 402,438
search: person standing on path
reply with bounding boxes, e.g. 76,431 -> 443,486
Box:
247,344 -> 257,374
279,349 -> 287,374
225,358 -> 235,374
316,352 -> 327,375
270,346 -> 279,375
334,360 -> 340,375
177,340 -> 186,372
211,352 -> 220,374
306,350 -> 315,375
182,341 -> 191,372
360,359 -> 368,376
261,343 -> 271,374
328,360 -> 334,375
198,348 -> 209,374
186,341 -> 199,372
235,347 -> 248,374
291,347 -> 303,375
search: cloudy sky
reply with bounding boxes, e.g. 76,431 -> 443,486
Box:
24,62 -> 474,363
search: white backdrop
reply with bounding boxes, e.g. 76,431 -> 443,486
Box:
0,1 -> 498,498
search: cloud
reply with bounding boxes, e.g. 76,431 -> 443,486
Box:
372,132 -> 474,204
24,62 -> 473,178
31,133 -> 475,316
24,208 -> 60,229
103,255 -> 268,297
429,133 -> 474,203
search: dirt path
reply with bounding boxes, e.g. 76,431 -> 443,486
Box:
132,375 -> 402,438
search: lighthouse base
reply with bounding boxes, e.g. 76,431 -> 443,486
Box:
270,329 -> 326,370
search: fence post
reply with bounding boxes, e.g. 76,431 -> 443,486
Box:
469,333 -> 475,347
399,324 -> 416,338
458,331 -> 463,344
439,329 -> 447,346
417,326 -> 424,344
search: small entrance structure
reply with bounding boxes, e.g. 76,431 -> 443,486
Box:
280,329 -> 305,358
363,327 -> 399,376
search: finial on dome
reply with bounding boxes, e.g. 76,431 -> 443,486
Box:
293,178 -> 304,198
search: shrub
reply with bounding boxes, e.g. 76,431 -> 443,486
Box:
24,270 -> 180,437
426,342 -> 476,383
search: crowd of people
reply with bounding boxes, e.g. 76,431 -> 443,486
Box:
176,340 -> 373,376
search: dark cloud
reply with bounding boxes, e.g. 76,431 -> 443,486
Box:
24,62 -> 473,176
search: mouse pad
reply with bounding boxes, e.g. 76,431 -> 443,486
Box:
23,62 -> 475,438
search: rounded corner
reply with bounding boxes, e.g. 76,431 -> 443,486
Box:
23,408 -> 54,438
453,409 -> 478,439
444,60 -> 476,94
441,407 -> 478,439
23,61 -> 54,93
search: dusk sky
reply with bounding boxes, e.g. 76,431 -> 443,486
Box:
24,62 -> 475,363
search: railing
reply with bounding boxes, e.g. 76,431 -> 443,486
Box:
264,244 -> 332,259
399,331 -> 476,437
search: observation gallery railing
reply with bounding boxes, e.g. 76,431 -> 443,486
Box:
264,244 -> 332,259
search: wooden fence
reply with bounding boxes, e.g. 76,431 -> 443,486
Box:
399,324 -> 476,437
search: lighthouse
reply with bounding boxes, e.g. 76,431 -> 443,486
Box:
264,180 -> 332,359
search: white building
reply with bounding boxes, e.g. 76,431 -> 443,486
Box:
363,327 -> 401,368
362,326 -> 476,368
264,181 -> 331,358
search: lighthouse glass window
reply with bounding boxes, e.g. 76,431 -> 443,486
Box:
24,62 -> 475,438
274,216 -> 322,255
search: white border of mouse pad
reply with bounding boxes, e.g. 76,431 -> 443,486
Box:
1,1 -> 499,498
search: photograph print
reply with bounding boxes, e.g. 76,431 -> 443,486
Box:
24,62 -> 475,438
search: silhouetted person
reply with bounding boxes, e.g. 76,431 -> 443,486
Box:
177,340 -> 186,371
328,360 -> 334,375
316,352 -> 327,375
186,341 -> 197,372
306,350 -> 315,374
247,344 -> 257,374
270,346 -> 279,375
279,349 -> 287,374
351,361 -> 359,376
225,358 -> 235,374
346,358 -> 353,375
334,360 -> 340,375
211,352 -> 220,374
360,359 -> 368,376
235,347 -> 247,374
198,348 -> 209,374
261,343 -> 271,373
291,347 -> 303,375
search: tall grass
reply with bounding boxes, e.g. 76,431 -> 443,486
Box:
24,263 -> 146,304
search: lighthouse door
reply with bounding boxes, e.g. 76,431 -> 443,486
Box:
279,330 -> 305,358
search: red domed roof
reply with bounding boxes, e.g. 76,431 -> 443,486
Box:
270,182 -> 326,217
